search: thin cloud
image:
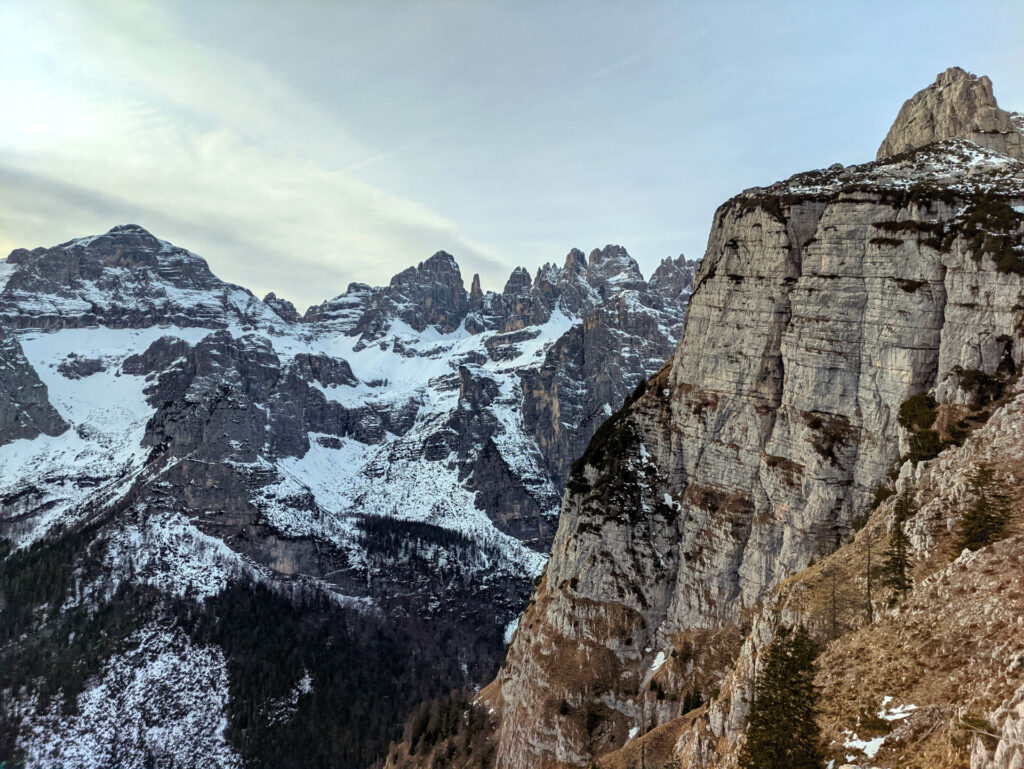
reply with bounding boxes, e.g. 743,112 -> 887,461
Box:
0,1 -> 513,309
341,129 -> 458,174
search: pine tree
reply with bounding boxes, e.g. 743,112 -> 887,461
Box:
738,625 -> 824,769
863,525 -> 878,624
882,487 -> 914,603
681,687 -> 703,713
957,463 -> 1012,551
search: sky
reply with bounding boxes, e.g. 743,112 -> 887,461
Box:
1,1 -> 1022,311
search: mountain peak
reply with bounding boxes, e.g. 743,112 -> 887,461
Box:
584,244 -> 645,298
0,226 -> 269,330
366,251 -> 468,335
390,250 -> 464,289
877,67 -> 1024,160
502,266 -> 532,297
469,273 -> 484,308
587,244 -> 629,266
563,248 -> 587,273
107,223 -> 155,236
262,292 -> 300,323
423,249 -> 458,268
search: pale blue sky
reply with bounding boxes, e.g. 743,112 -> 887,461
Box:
2,1 -> 1022,310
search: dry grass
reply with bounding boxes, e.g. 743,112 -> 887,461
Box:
815,534 -> 1024,768
596,713 -> 700,769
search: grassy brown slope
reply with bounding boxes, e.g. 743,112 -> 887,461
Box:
815,534 -> 1024,769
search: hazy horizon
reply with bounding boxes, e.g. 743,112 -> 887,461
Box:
2,0 -> 1022,310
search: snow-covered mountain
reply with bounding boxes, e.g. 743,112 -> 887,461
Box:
0,224 -> 697,768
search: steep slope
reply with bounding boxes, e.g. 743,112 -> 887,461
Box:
407,68 -> 1024,769
0,227 -> 697,768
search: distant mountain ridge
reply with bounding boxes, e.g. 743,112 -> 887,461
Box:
0,225 -> 697,768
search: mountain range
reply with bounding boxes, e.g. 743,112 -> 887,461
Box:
0,223 -> 697,767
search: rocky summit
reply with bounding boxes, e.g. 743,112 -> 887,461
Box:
0,225 -> 697,768
385,69 -> 1024,769
878,66 -> 1024,161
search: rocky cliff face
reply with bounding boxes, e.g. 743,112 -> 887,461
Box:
0,326 -> 68,445
0,224 -> 697,768
473,70 -> 1024,769
878,67 -> 1024,161
662,386 -> 1024,769
352,250 -> 471,338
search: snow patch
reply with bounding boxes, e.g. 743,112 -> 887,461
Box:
843,732 -> 886,759
503,617 -> 520,645
878,696 -> 918,721
838,697 -> 918,761
90,509 -> 250,601
16,626 -> 241,769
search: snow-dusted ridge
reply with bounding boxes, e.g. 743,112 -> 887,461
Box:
1,227 -> 697,607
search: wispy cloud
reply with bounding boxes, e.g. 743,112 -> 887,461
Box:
0,0 -> 510,309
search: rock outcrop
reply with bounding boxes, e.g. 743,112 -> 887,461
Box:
878,66 -> 1024,160
973,680 -> 1024,769
0,325 -> 68,445
262,292 -> 300,322
355,250 -> 471,338
648,254 -> 700,305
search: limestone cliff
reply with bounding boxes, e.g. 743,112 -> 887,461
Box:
660,385 -> 1024,769
421,70 -> 1024,769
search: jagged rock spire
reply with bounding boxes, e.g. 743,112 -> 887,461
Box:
263,292 -> 300,322
469,273 -> 484,309
563,248 -> 587,273
501,266 -> 533,297
648,254 -> 698,305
